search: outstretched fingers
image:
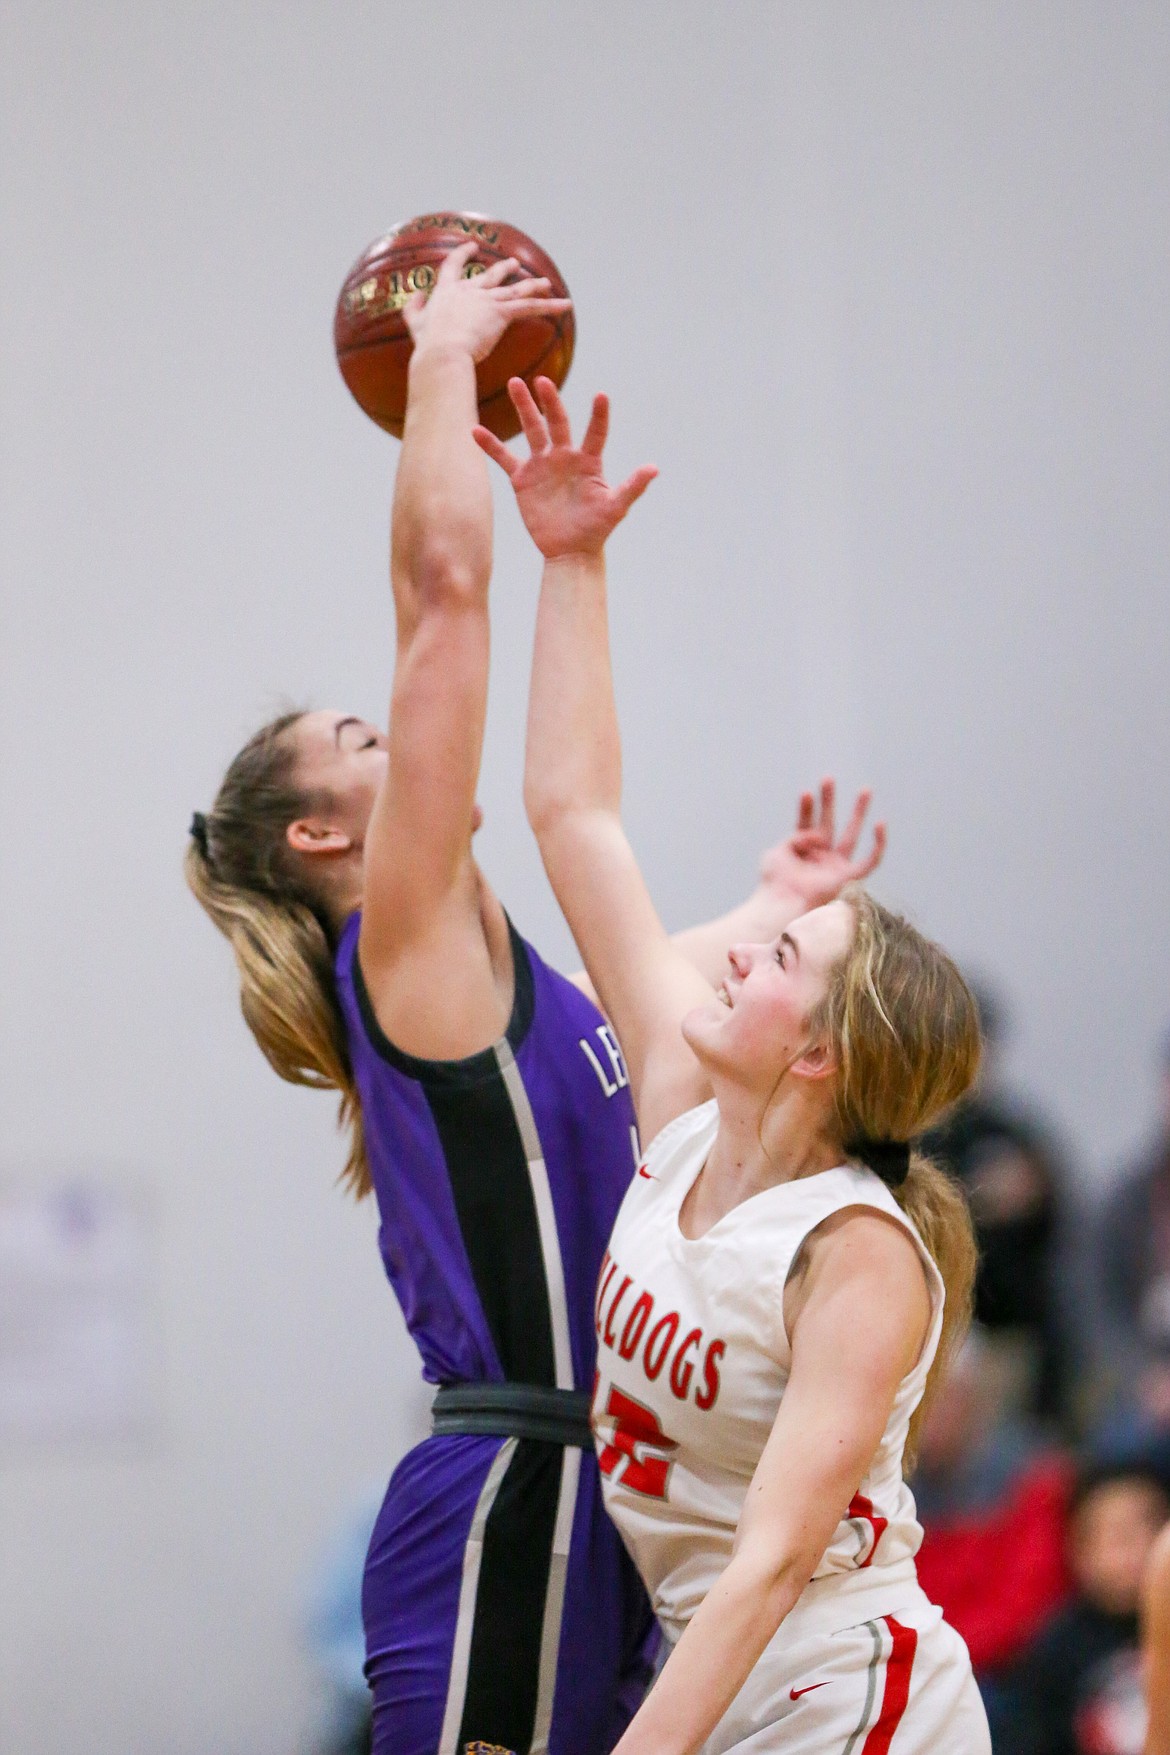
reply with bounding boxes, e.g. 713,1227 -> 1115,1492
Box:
533,376 -> 573,447
817,777 -> 837,845
494,274 -> 547,298
581,393 -> 610,458
507,376 -> 551,454
613,464 -> 658,515
494,277 -> 572,321
851,821 -> 888,881
437,241 -> 480,283
472,425 -> 518,476
474,254 -> 519,287
836,787 -> 872,858
490,296 -> 572,322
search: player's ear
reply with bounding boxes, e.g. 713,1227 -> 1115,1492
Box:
790,1039 -> 837,1082
286,818 -> 353,858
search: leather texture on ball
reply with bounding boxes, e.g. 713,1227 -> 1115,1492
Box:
334,212 -> 574,440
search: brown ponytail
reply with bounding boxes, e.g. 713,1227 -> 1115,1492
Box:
808,888 -> 982,1464
184,712 -> 371,1199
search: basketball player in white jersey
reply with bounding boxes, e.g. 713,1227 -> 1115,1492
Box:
476,377 -> 992,1754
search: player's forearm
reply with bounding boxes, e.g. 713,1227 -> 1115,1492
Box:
524,551 -> 622,835
391,343 -> 493,609
612,1550 -> 806,1755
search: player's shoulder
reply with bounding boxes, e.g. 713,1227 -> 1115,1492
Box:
788,1199 -> 934,1346
798,1199 -> 925,1271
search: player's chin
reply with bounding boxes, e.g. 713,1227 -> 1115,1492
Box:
471,803 -> 484,833
681,1001 -> 725,1055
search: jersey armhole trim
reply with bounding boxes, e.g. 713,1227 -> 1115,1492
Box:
640,1099 -> 718,1169
775,1197 -> 943,1362
346,912 -> 536,1089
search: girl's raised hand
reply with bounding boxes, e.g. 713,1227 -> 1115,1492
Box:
403,243 -> 571,364
474,376 -> 657,559
757,778 -> 888,911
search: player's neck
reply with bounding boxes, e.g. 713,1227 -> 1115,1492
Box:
321,858 -> 365,936
687,1087 -> 839,1230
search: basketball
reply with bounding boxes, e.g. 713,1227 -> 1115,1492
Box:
333,212 -> 575,440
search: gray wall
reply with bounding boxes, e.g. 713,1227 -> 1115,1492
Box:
2,4 -> 1167,1750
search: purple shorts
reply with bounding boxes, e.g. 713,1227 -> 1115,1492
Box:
363,1431 -> 656,1755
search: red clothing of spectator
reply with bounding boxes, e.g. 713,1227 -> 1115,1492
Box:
916,1452 -> 1074,1669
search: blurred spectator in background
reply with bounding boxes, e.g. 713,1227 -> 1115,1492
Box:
912,1327 -> 1073,1745
924,982 -> 1077,1429
304,1492 -> 380,1755
1004,1460 -> 1168,1755
1093,1032 -> 1170,1458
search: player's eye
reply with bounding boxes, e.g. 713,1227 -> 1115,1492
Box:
360,736 -> 378,750
775,946 -> 785,968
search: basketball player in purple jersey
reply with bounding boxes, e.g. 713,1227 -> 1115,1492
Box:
187,249 -> 884,1755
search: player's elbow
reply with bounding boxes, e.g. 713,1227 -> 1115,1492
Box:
524,775 -> 568,838
524,784 -> 588,857
729,1530 -> 818,1628
401,531 -> 490,608
524,751 -> 621,837
525,779 -> 617,846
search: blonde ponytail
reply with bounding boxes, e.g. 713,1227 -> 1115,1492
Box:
185,713 -> 370,1199
809,888 -> 982,1464
889,1152 -> 977,1464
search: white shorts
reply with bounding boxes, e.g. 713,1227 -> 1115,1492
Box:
697,1595 -> 990,1755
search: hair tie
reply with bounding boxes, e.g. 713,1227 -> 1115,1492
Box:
189,811 -> 210,854
852,1137 -> 912,1188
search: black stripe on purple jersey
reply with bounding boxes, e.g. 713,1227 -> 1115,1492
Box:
350,917 -> 558,1388
458,1436 -> 563,1752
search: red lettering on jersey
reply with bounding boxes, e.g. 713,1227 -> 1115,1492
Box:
643,1311 -> 679,1380
594,1255 -> 617,1335
619,1291 -> 654,1360
669,1327 -> 702,1399
603,1276 -> 632,1349
695,1339 -> 725,1410
847,1493 -> 889,1568
596,1385 -> 677,1499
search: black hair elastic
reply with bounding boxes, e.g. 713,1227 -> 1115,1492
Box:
189,811 -> 210,854
853,1137 -> 912,1188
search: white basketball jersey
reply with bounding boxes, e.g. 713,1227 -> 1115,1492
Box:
592,1100 -> 944,1645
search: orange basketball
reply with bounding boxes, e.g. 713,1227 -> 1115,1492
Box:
333,212 -> 575,440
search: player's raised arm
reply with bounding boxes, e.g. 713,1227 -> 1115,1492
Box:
359,254 -> 569,1055
476,377 -> 710,1138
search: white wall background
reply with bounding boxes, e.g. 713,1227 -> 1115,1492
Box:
1,4 -> 1167,1751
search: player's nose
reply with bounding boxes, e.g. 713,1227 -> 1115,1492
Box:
727,944 -> 753,979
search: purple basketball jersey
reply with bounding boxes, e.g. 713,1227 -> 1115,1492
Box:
334,912 -> 640,1393
332,913 -> 654,1754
